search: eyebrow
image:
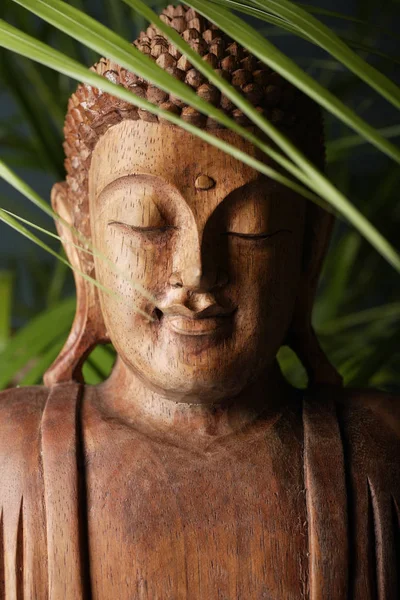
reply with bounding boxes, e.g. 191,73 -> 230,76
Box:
97,173 -> 168,199
95,173 -> 265,214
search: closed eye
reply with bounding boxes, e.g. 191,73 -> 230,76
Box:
108,221 -> 177,234
223,229 -> 292,240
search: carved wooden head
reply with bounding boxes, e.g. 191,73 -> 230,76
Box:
44,5 -> 340,390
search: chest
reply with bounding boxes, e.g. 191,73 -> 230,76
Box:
85,423 -> 308,600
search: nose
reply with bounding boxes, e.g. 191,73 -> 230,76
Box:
168,239 -> 228,292
169,267 -> 222,291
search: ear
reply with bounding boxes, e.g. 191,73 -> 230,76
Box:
286,204 -> 342,387
43,182 -> 108,386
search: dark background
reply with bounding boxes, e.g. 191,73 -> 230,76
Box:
1,0 -> 399,389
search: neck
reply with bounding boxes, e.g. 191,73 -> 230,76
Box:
96,357 -> 296,440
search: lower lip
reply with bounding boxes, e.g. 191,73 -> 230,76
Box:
163,316 -> 232,336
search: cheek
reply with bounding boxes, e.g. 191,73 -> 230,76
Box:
96,227 -> 171,297
229,239 -> 303,316
93,229 -> 175,344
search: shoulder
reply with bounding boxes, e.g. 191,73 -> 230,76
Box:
0,384 -> 49,430
334,387 -> 400,481
0,387 -> 49,520
0,385 -> 49,467
304,386 -> 400,496
305,385 -> 400,463
335,386 -> 400,440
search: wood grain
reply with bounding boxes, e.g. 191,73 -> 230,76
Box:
0,5 -> 399,599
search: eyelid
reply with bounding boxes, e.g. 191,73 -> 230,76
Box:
108,221 -> 177,233
224,229 -> 293,240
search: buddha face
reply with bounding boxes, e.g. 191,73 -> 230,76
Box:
89,120 -> 306,401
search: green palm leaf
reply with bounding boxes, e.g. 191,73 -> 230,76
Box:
319,303 -> 400,335
0,209 -> 156,318
208,0 -> 400,67
0,207 -> 151,317
0,20 -> 322,201
298,2 -> 400,41
1,3 -> 400,272
210,0 -> 400,109
0,296 -> 75,389
8,0 -> 322,197
327,125 -> 400,162
0,271 -> 13,352
17,337 -> 66,386
1,0 -> 398,392
0,159 -> 157,303
188,0 -> 400,163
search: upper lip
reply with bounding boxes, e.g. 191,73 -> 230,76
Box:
157,303 -> 235,320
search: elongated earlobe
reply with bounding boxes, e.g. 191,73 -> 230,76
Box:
44,183 -> 108,386
286,204 -> 342,387
286,325 -> 342,387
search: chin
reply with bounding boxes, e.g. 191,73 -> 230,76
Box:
158,379 -> 246,403
117,332 -> 271,401
139,360 -> 255,403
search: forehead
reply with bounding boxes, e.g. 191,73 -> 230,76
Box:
89,120 -> 262,207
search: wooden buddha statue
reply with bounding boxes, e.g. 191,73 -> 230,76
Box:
1,6 -> 399,599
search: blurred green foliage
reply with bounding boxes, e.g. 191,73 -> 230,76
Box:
0,0 -> 399,390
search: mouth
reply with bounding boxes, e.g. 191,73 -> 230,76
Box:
164,315 -> 232,336
154,306 -> 235,337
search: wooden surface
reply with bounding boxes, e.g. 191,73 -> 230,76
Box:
44,2 -> 333,388
2,94 -> 399,600
1,384 -> 400,598
1,6 -> 399,598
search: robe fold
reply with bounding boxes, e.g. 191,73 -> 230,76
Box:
0,382 -> 399,599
